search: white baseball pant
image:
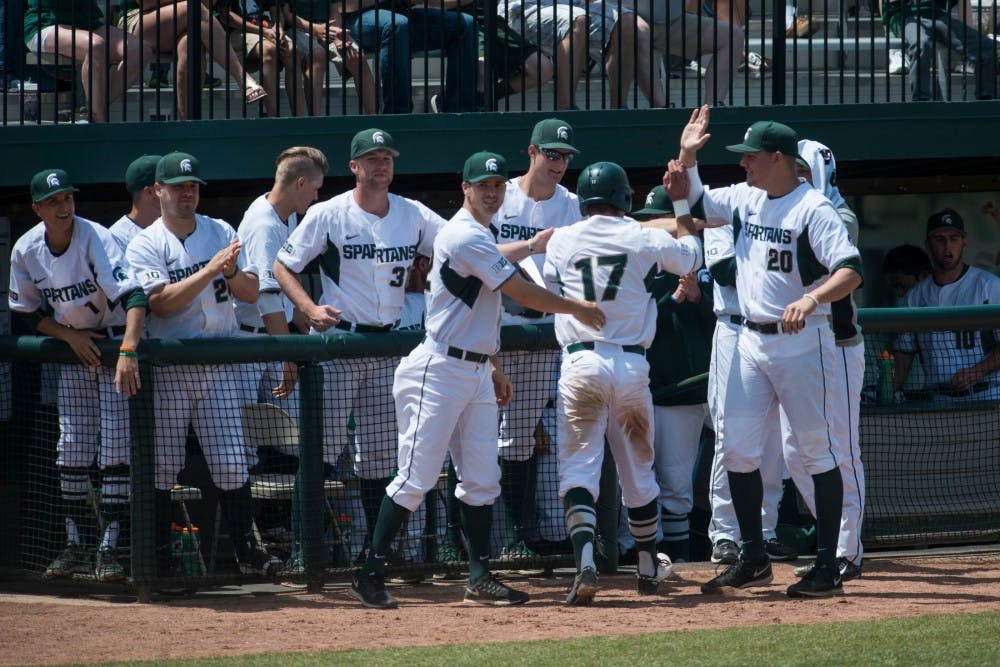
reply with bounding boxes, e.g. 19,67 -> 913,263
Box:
56,363 -> 130,468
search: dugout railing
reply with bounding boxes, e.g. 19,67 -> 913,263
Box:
2,307 -> 1000,599
4,0 -> 999,125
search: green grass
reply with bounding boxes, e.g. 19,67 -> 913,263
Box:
83,611 -> 1000,666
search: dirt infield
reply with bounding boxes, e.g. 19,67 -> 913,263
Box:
2,552 -> 999,665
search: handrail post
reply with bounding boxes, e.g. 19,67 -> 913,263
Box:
298,362 -> 326,593
187,0 -> 202,120
130,360 -> 156,602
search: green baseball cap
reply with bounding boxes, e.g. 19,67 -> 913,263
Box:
632,185 -> 674,217
726,121 -> 799,155
350,128 -> 400,159
926,208 -> 966,237
125,155 -> 162,192
463,151 -> 508,183
795,155 -> 810,170
30,168 -> 78,202
156,152 -> 207,185
530,118 -> 579,153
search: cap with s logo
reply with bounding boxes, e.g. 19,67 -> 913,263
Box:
725,121 -> 799,155
156,152 -> 207,185
463,151 -> 509,183
30,168 -> 79,202
530,118 -> 580,154
631,185 -> 675,218
926,208 -> 966,238
351,128 -> 400,159
125,154 -> 163,192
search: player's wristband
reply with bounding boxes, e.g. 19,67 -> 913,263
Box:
804,293 -> 821,309
671,199 -> 691,218
527,239 -> 534,253
119,345 -> 136,353
119,349 -> 137,359
224,266 -> 239,280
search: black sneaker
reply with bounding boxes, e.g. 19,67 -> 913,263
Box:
701,557 -> 773,594
787,562 -> 843,598
637,553 -> 672,595
839,558 -> 863,582
350,570 -> 399,609
95,548 -> 126,582
237,547 -> 283,577
764,538 -> 798,562
565,567 -> 599,606
710,539 -> 739,565
464,574 -> 529,605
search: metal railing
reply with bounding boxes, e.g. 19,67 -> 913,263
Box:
1,2 -> 998,120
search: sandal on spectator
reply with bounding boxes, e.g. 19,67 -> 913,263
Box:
245,83 -> 268,103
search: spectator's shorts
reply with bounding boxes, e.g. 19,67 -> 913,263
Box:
478,15 -> 539,82
653,15 -> 714,60
25,26 -> 59,52
512,2 -> 625,62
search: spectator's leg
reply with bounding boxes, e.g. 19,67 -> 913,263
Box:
302,47 -> 325,117
947,16 -> 997,99
903,17 -> 935,100
555,15 -> 589,109
174,33 -> 190,120
255,37 -> 279,117
700,18 -> 743,105
350,9 -> 411,114
340,42 -> 378,115
633,18 -> 667,108
506,53 -> 553,95
604,14 -> 636,109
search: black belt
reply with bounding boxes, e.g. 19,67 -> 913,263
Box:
743,320 -> 781,335
446,346 -> 489,364
728,315 -> 745,326
565,341 -> 646,356
335,320 -> 395,333
934,382 -> 989,398
239,324 -> 268,334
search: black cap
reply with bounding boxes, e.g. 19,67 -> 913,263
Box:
926,208 -> 965,238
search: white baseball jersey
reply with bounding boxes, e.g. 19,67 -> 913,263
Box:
895,265 -> 1000,387
109,215 -> 146,253
543,215 -> 702,349
425,208 -> 518,355
126,214 -> 251,339
276,190 -> 444,328
398,292 -> 426,330
698,182 -> 859,323
495,178 -> 582,276
9,217 -> 140,330
703,225 -> 741,318
234,194 -> 298,329
797,139 -> 846,210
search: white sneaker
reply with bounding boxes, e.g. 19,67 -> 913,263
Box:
888,49 -> 906,75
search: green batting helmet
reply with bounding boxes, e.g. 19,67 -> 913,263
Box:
577,161 -> 632,215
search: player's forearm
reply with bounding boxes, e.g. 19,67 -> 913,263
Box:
502,276 -> 585,316
893,351 -> 914,392
970,346 -> 1000,379
498,240 -> 533,263
806,267 -> 862,305
226,269 -> 259,303
148,268 -> 217,316
36,317 -> 73,342
262,310 -> 292,336
273,260 -> 318,313
121,305 -> 145,350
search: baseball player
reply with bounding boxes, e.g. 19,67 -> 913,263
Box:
349,150 -> 605,610
882,244 -> 932,301
492,118 -> 583,560
9,169 -> 147,582
544,162 -> 702,605
786,140 -> 866,582
109,155 -> 162,252
126,151 -> 282,577
701,222 -> 795,567
676,107 -> 862,598
273,129 -> 447,557
631,187 -> 714,564
892,208 -> 1000,402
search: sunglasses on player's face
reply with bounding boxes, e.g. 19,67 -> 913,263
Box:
536,146 -> 574,163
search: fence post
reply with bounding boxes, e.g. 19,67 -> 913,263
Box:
186,0 -> 202,120
130,361 -> 156,602
771,0 -> 786,105
298,362 -> 325,593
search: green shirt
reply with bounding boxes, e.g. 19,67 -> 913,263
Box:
646,272 -> 715,406
881,0 -> 954,38
24,0 -> 105,43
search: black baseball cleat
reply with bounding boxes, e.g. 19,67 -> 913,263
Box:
764,538 -> 798,562
237,547 -> 283,577
787,562 -> 843,598
701,557 -> 773,594
565,567 -> 599,606
637,553 -> 672,595
794,557 -> 863,582
464,574 -> 530,605
710,539 -> 739,565
350,570 -> 399,609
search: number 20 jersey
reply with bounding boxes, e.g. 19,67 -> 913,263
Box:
276,191 -> 445,328
126,214 -> 249,339
700,181 -> 859,323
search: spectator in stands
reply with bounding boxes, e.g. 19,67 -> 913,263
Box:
335,0 -> 477,113
880,0 -> 996,100
627,0 -> 745,106
274,1 -> 378,115
215,0 -> 286,117
882,243 -> 932,299
892,209 -> 1000,402
24,0 -> 154,122
122,0 -> 267,120
501,0 -> 639,110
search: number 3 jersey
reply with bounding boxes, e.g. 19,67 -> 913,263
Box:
543,215 -> 702,349
699,181 -> 860,323
895,265 -> 1000,387
276,190 -> 445,328
9,217 -> 141,330
126,214 -> 250,339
